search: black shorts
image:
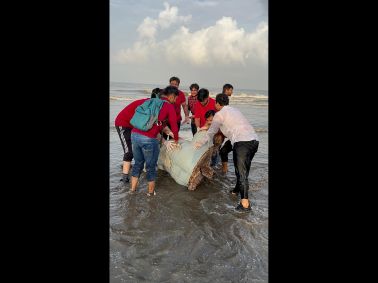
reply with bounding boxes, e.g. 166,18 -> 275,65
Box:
115,126 -> 133,162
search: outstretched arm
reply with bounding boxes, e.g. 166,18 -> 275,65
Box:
194,114 -> 222,149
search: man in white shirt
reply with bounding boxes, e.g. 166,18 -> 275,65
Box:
194,93 -> 259,212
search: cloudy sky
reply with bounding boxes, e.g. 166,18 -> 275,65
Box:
110,0 -> 268,90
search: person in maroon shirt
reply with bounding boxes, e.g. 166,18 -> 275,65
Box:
187,83 -> 199,136
169,76 -> 190,131
130,86 -> 179,196
115,98 -> 149,183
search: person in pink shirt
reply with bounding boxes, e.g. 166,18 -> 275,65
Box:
193,88 -> 217,131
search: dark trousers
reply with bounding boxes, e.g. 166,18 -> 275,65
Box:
191,119 -> 197,136
220,140 -> 233,162
233,140 -> 259,199
116,126 -> 133,162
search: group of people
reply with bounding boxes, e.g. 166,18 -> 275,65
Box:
114,76 -> 259,212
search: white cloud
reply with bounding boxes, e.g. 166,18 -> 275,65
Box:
157,2 -> 191,29
137,17 -> 158,40
116,4 -> 267,67
136,2 -> 191,40
194,1 -> 219,7
115,41 -> 153,63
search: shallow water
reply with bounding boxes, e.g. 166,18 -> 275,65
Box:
110,83 -> 268,282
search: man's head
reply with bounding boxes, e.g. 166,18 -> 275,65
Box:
197,88 -> 210,106
215,93 -> 229,111
169,76 -> 180,88
222,83 -> 233,97
189,83 -> 199,97
163,86 -> 179,104
205,110 -> 215,125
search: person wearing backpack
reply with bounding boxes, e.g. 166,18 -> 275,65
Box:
115,89 -> 164,183
130,86 -> 179,196
115,98 -> 150,183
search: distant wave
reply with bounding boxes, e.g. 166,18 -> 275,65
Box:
110,96 -> 138,101
110,89 -> 150,94
231,101 -> 268,106
251,103 -> 268,107
209,92 -> 267,100
110,87 -> 268,107
255,128 -> 268,133
236,93 -> 268,99
110,96 -> 267,104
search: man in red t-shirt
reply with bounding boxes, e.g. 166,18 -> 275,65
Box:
193,88 -> 217,131
130,86 -> 179,196
115,98 -> 149,183
169,76 -> 190,131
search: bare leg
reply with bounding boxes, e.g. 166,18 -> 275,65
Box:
147,181 -> 156,196
122,161 -> 131,174
222,162 -> 228,173
241,198 -> 250,208
130,176 -> 138,192
121,161 -> 131,183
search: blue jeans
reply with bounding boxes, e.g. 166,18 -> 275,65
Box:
131,133 -> 160,182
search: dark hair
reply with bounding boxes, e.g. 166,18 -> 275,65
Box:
205,110 -> 215,119
215,93 -> 229,106
197,88 -> 209,102
169,76 -> 180,84
151,88 -> 161,98
189,83 -> 199,91
222,83 -> 233,92
163,85 -> 179,96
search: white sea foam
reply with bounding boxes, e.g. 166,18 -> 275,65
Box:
110,96 -> 139,101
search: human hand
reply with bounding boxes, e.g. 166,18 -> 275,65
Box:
163,139 -> 175,152
194,142 -> 203,149
198,126 -> 209,132
182,116 -> 190,125
168,131 -> 174,139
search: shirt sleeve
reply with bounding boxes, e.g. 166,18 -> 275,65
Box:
196,112 -> 223,147
180,92 -> 186,105
167,104 -> 179,141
